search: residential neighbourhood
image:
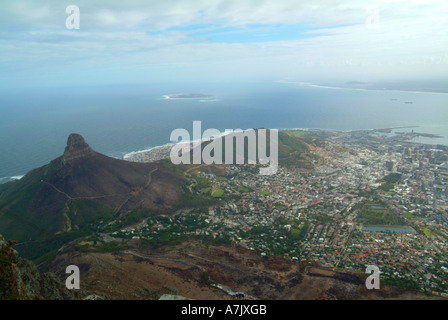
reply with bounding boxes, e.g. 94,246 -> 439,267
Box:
112,129 -> 448,296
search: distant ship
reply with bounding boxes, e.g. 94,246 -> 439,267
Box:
405,101 -> 413,104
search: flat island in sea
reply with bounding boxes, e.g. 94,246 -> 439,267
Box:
164,93 -> 214,99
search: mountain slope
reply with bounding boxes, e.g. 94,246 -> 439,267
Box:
0,233 -> 83,300
0,134 -> 186,243
175,129 -> 317,169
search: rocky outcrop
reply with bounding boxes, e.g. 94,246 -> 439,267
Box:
0,234 -> 83,300
62,133 -> 95,164
0,234 -> 28,299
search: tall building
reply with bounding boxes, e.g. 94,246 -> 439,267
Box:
438,162 -> 448,177
385,161 -> 395,172
404,147 -> 412,157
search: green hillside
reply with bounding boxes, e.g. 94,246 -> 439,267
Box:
175,129 -> 317,169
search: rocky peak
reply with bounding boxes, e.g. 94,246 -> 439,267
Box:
0,233 -> 84,300
62,133 -> 94,164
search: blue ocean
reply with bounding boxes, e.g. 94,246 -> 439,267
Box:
0,81 -> 447,182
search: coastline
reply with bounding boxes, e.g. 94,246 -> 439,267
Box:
2,125 -> 446,184
122,125 -> 447,164
122,128 -> 237,162
276,80 -> 448,95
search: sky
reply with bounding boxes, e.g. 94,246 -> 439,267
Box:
0,0 -> 447,90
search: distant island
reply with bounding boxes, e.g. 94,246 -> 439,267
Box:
164,93 -> 214,99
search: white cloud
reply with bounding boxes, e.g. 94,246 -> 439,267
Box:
0,0 -> 447,88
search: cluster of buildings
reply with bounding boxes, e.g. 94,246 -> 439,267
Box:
123,144 -> 173,162
112,128 -> 448,296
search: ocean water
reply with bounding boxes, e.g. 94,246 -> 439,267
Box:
0,81 -> 447,182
